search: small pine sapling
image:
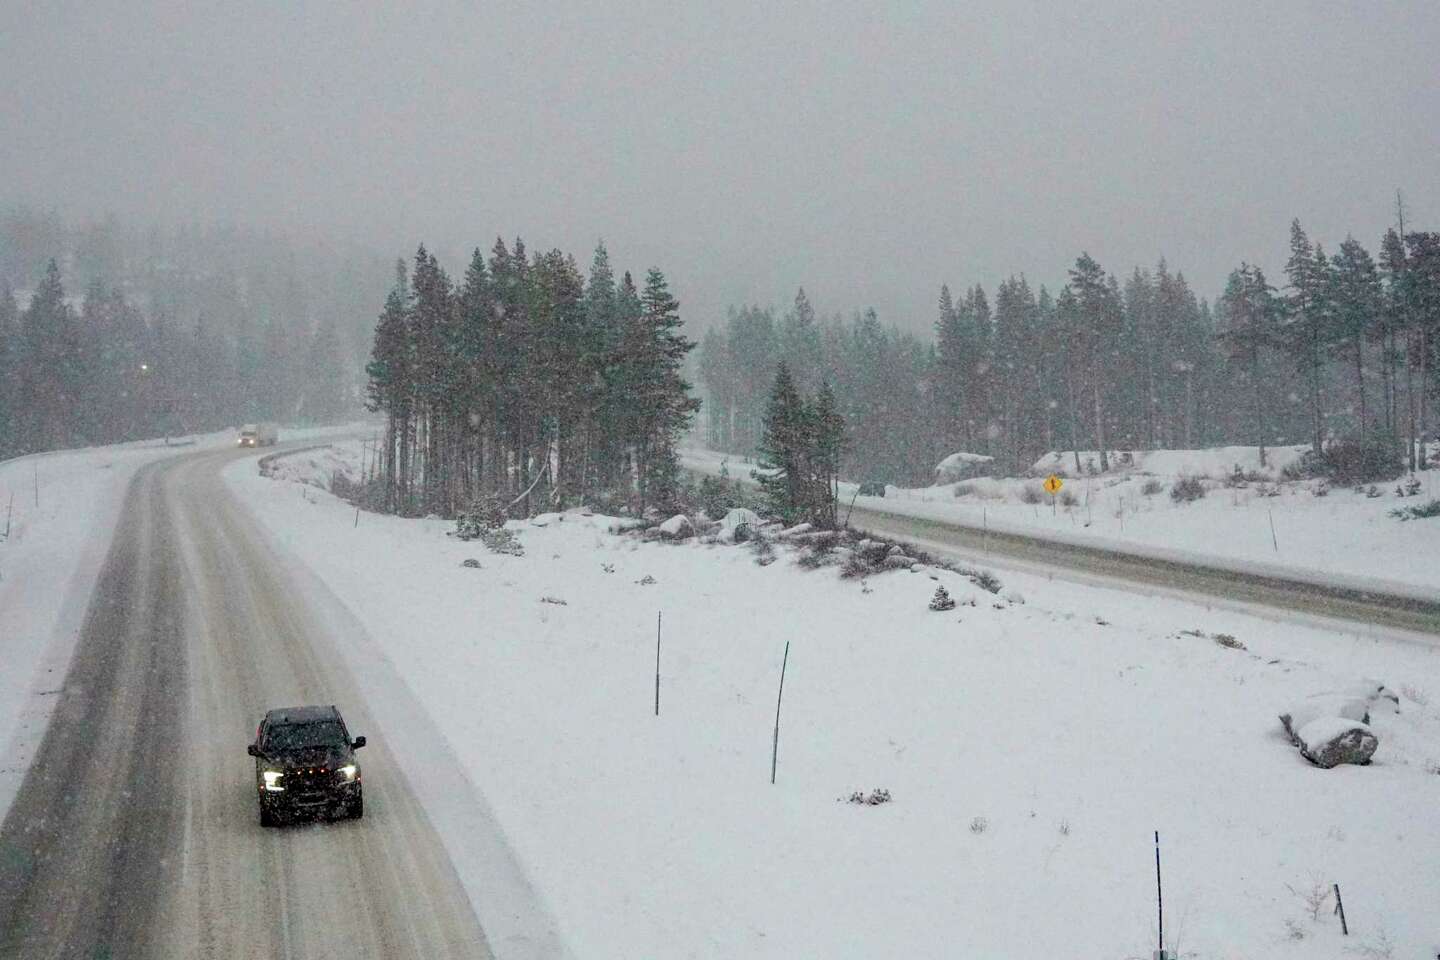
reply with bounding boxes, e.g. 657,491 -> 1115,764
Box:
929,585 -> 956,611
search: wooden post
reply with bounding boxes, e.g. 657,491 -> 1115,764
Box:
982,507 -> 988,553
4,491 -> 12,539
1333,883 -> 1348,935
654,611 -> 662,717
33,462 -> 39,508
770,641 -> 790,784
1155,831 -> 1165,958
1268,508 -> 1279,553
353,506 -> 360,528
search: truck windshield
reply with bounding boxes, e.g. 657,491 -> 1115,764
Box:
264,721 -> 347,751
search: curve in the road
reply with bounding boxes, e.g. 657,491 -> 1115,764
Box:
844,502 -> 1440,637
0,448 -> 495,960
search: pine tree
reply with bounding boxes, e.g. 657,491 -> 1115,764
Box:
298,314 -> 348,423
628,268 -> 699,511
365,260 -> 412,511
1377,228 -> 1408,437
1067,252 -> 1121,470
0,281 -> 18,456
1330,236 -> 1381,432
1217,264 -> 1283,466
754,362 -> 809,523
780,287 -> 822,393
1283,220 -> 1331,455
18,260 -> 81,451
810,379 -> 846,527
934,284 -> 967,452
1404,231 -> 1440,469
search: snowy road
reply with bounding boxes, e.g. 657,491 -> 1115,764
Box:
0,447 -> 493,959
841,502 -> 1440,637
682,461 -> 1440,637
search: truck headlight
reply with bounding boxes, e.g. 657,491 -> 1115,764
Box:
263,770 -> 285,792
338,764 -> 357,781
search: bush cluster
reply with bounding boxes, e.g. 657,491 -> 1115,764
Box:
1170,476 -> 1207,502
1283,434 -> 1404,486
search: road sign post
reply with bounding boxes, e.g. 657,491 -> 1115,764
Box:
1043,474 -> 1063,516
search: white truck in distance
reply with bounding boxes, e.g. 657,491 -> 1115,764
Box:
237,423 -> 279,447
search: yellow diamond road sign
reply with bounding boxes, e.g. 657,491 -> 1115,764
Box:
1043,474 -> 1063,494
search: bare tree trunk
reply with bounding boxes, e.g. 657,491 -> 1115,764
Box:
1407,330 -> 1418,471
1420,328 -> 1430,470
1309,329 -> 1324,456
1354,334 -> 1367,433
1066,373 -> 1082,475
1091,367 -> 1109,472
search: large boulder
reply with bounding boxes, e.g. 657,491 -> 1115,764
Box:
934,451 -> 996,484
657,514 -> 694,539
1294,717 -> 1379,768
1279,695 -> 1370,739
1279,680 -> 1401,739
718,508 -> 761,543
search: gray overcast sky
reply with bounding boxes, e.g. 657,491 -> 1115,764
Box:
3,1 -> 1438,330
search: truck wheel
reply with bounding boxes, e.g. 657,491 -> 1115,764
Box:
348,794 -> 363,820
260,804 -> 276,828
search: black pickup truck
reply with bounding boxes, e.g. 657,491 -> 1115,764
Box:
248,705 -> 366,826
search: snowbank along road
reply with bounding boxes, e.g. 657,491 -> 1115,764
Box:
841,502 -> 1440,638
0,446 -> 494,959
683,463 -> 1440,638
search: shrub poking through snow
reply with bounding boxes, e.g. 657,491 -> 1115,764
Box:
842,788 -> 892,806
454,496 -> 509,539
1389,498 -> 1440,521
540,595 -> 567,605
1059,489 -> 1078,507
636,574 -> 657,585
970,569 -> 1002,594
969,816 -> 988,834
1019,484 -> 1044,505
461,558 -> 482,569
1213,633 -> 1245,650
1141,477 -> 1164,497
1170,476 -> 1207,502
751,537 -> 777,566
929,585 -> 956,611
479,527 -> 524,556
840,553 -> 874,580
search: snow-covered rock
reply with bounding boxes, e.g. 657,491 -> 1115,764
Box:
1280,681 -> 1401,739
718,508 -> 761,543
1294,717 -> 1379,768
778,522 -> 813,540
657,514 -> 694,539
1280,695 -> 1370,738
934,451 -> 995,484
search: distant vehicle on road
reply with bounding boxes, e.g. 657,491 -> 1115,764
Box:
858,481 -> 887,497
237,422 -> 279,447
248,705 -> 366,825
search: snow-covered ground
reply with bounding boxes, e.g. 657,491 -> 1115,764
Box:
683,447 -> 1440,596
0,422 -> 374,825
230,440 -> 1440,959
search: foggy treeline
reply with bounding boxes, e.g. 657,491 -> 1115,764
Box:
0,206 -> 384,458
699,218 -> 1440,485
364,241 -> 698,517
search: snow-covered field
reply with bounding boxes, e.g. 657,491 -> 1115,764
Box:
230,440 -> 1440,959
683,447 -> 1440,596
0,423 -> 373,826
